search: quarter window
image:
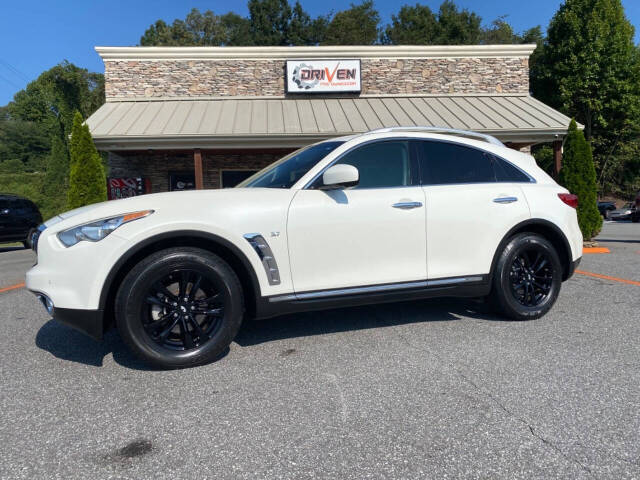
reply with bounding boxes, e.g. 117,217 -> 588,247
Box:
334,141 -> 411,189
419,140 -> 495,185
493,157 -> 531,183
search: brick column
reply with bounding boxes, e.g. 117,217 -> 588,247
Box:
553,140 -> 562,178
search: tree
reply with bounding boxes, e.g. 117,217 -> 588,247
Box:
383,4 -> 439,45
530,0 -> 640,196
288,1 -> 329,45
324,1 -> 380,45
7,61 -> 104,142
67,112 -> 107,209
248,0 -> 292,46
559,120 -> 602,240
435,0 -> 482,44
0,118 -> 49,171
41,135 -> 69,219
220,12 -> 253,45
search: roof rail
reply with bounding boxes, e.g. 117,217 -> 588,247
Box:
364,126 -> 504,146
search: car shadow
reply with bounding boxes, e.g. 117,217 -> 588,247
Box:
34,298 -> 504,369
235,297 -> 506,347
35,321 -> 152,370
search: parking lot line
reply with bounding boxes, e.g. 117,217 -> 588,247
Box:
0,282 -> 25,293
575,270 -> 640,286
582,247 -> 610,254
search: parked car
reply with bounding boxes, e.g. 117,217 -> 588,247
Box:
27,127 -> 583,368
0,194 -> 42,248
597,201 -> 616,218
608,202 -> 639,222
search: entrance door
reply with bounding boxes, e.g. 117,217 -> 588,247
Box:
287,140 -> 427,293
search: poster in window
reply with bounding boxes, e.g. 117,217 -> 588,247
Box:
169,172 -> 196,191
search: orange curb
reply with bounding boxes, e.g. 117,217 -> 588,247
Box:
575,270 -> 640,286
583,247 -> 610,254
0,282 -> 25,293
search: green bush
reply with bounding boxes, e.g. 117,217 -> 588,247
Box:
559,120 -> 602,240
0,171 -> 46,214
67,112 -> 106,209
0,158 -> 26,174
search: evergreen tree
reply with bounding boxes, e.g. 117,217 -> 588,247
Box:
42,135 -> 69,219
559,120 -> 602,240
530,0 -> 640,195
67,112 -> 107,210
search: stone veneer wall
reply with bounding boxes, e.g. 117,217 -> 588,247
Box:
105,57 -> 529,99
108,150 -> 291,193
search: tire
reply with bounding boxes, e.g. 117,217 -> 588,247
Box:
115,247 -> 244,369
632,213 -> 639,223
23,229 -> 36,249
489,233 -> 562,321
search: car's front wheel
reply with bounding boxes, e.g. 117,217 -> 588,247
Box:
490,233 -> 562,320
115,247 -> 244,369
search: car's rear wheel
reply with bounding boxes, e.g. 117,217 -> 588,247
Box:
490,233 -> 562,320
115,247 -> 244,369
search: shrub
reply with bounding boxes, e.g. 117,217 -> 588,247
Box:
67,112 -> 106,209
42,135 -> 70,219
559,119 -> 602,240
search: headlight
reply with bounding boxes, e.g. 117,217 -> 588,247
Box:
57,210 -> 153,247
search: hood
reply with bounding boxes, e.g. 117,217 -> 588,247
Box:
41,188 -> 294,233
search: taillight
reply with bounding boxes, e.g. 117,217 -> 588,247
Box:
558,193 -> 578,209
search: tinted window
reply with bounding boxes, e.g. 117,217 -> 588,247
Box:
419,141 -> 495,185
239,141 -> 344,189
493,157 -> 531,183
334,141 -> 410,189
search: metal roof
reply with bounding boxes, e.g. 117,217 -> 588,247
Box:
87,95 -> 573,150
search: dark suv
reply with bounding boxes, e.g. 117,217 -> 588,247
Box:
0,194 -> 42,248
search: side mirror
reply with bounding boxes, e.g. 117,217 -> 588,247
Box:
320,164 -> 359,190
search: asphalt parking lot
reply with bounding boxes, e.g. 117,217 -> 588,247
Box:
0,222 -> 638,479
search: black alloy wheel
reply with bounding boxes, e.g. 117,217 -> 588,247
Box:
116,247 -> 244,369
143,270 -> 225,351
508,247 -> 554,307
490,233 -> 562,320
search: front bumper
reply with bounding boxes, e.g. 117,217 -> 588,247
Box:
31,291 -> 104,340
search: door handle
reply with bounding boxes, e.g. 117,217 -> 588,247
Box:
392,201 -> 423,210
493,197 -> 518,204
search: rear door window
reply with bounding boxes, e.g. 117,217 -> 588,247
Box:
418,140 -> 495,185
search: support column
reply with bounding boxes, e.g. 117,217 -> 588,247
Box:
553,140 -> 562,178
194,148 -> 204,190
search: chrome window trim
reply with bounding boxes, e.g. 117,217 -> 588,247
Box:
268,275 -> 484,302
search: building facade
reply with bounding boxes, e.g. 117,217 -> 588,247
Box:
87,45 -> 570,196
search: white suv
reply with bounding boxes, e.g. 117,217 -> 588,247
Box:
27,128 -> 583,368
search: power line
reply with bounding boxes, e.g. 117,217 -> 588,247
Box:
0,58 -> 30,83
0,72 -> 22,90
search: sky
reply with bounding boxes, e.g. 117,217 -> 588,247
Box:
0,0 -> 639,106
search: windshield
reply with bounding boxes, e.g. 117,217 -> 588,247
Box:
237,141 -> 345,188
